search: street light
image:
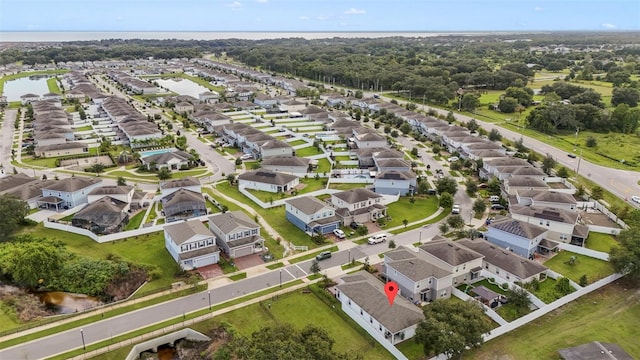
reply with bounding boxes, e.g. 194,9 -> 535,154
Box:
80,328 -> 86,351
419,230 -> 422,244
279,269 -> 282,288
207,290 -> 211,311
348,249 -> 351,264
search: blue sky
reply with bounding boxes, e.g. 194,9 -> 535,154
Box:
1,0 -> 638,32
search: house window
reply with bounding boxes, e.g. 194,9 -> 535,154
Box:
370,317 -> 373,324
379,325 -> 383,332
496,269 -> 500,274
251,229 -> 258,235
360,309 -> 363,315
348,300 -> 351,305
546,221 -> 550,226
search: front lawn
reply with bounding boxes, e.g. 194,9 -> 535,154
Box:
585,232 -> 619,253
466,281 -> 640,359
385,195 -> 439,228
543,251 -> 614,285
288,139 -> 308,146
19,225 -> 181,293
21,156 -> 58,168
210,289 -> 393,359
295,146 -> 324,157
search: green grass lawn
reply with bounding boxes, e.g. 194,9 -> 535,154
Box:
543,251 -> 614,285
495,302 -> 532,322
0,304 -> 20,332
295,146 -> 324,157
288,139 -> 308,146
528,277 -> 565,304
21,156 -> 58,168
315,158 -> 332,173
124,209 -> 146,230
202,187 -> 243,213
46,77 -> 62,94
211,290 -> 393,359
585,232 -> 619,253
228,272 -> 247,281
467,280 -> 640,360
385,195 -> 440,228
19,224 -> 181,293
389,206 -> 450,235
216,182 -> 319,248
328,182 -> 367,191
75,125 -> 93,132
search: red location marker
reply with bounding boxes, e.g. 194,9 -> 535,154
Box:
384,281 -> 399,306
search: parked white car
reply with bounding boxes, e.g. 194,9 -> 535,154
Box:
631,196 -> 640,204
452,204 -> 461,214
333,229 -> 346,239
447,156 -> 460,162
367,233 -> 387,244
240,154 -> 253,160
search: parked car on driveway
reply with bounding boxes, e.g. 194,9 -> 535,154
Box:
452,204 -> 461,214
333,229 -> 346,239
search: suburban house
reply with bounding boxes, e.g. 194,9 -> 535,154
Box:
355,147 -> 391,168
199,91 -> 220,104
71,197 -> 129,235
38,177 -> 102,210
285,196 -> 341,235
335,271 -> 424,345
374,158 -> 412,173
352,128 -> 387,149
384,247 -> 453,303
141,150 -> 193,171
482,158 -> 531,179
207,211 -> 264,258
161,188 -> 207,223
87,185 -> 134,211
509,205 -> 588,246
374,171 -> 416,196
504,177 -> 550,195
260,156 -> 311,174
457,239 -> 548,283
0,174 -> 57,209
35,142 -> 89,158
238,170 -> 299,194
515,190 -> 578,211
160,177 -> 201,198
260,139 -> 294,159
164,219 -> 220,270
484,217 -> 549,259
331,188 -> 387,225
175,102 -> 194,114
418,236 -> 485,286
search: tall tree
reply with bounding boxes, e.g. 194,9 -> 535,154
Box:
0,194 -> 30,238
415,299 -> 492,359
157,167 -> 172,180
542,154 -> 557,175
435,177 -> 458,196
610,227 -> 640,283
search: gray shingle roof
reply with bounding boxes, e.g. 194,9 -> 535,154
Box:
43,177 -> 101,193
510,205 -> 579,224
333,188 -> 381,204
238,170 -> 298,186
88,185 -> 133,196
506,177 -> 549,188
517,190 -> 578,205
386,247 -> 452,281
261,156 -> 310,167
72,197 -> 127,226
164,219 -> 214,245
336,271 -> 423,333
457,239 -> 548,279
376,171 -> 416,181
161,177 -> 201,190
489,218 -> 547,239
261,139 -> 292,149
208,210 -> 259,234
419,238 -> 484,266
285,196 -> 329,215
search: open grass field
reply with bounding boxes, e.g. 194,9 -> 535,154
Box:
543,251 -> 614,285
466,280 -> 640,360
216,182 -> 319,248
209,290 -> 393,359
385,195 -> 440,228
585,232 -> 619,253
21,156 -> 58,168
150,72 -> 225,93
0,305 -> 20,332
18,224 -> 181,293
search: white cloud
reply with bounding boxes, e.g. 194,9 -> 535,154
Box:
299,16 -> 309,20
316,15 -> 329,21
534,6 -> 543,12
344,8 -> 366,15
256,0 -> 268,3
602,23 -> 616,29
225,1 -> 242,8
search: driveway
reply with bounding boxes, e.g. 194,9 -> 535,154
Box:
234,254 -> 264,270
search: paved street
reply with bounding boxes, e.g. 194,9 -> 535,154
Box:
0,108 -> 16,171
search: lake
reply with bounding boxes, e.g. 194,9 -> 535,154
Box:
155,78 -> 210,98
2,76 -> 50,102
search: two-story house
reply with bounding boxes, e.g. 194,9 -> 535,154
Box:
504,177 -> 550,195
457,239 -> 548,283
261,156 -> 311,174
352,128 -> 387,149
374,171 -> 417,196
160,177 -> 201,198
418,236 -> 484,286
207,211 -> 264,258
509,205 -> 588,246
335,271 -> 424,345
164,219 -> 220,270
38,177 -> 102,210
515,190 -> 578,211
384,246 -> 453,303
331,188 -> 387,225
484,217 -> 549,259
285,196 -> 341,235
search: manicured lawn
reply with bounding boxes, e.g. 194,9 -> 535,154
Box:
75,125 -> 93,132
389,206 -> 450,235
46,77 -> 62,94
315,158 -> 332,173
228,272 -> 247,281
124,209 -> 146,230
202,187 -> 243,212
0,305 -> 19,332
295,146 -> 324,157
466,281 -> 640,359
19,224 -> 181,293
328,182 -> 367,191
543,251 -> 614,285
385,195 -> 440,228
212,291 -> 393,359
528,277 -> 565,304
216,182 -> 320,248
21,156 -> 58,168
288,139 -> 308,146
467,279 -> 507,295
266,262 -> 284,270
585,232 -> 619,253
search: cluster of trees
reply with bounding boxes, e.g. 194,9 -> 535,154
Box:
0,194 -> 30,238
610,209 -> 640,285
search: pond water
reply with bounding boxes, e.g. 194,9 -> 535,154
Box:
2,76 -> 51,102
155,78 -> 210,98
157,345 -> 179,360
37,291 -> 102,314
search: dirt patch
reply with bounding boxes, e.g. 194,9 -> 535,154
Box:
0,285 -> 51,322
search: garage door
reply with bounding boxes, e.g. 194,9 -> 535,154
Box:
233,246 -> 253,258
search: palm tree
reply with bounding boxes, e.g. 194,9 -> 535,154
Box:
157,167 -> 172,180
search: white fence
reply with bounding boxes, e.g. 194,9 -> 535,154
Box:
588,224 -> 622,235
556,243 -> 609,261
238,186 -> 342,209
